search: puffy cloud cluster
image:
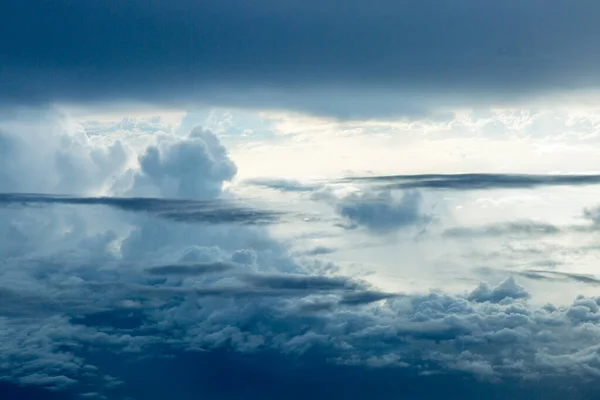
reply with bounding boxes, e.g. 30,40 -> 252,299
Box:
305,186 -> 432,233
334,190 -> 429,233
131,127 -> 237,199
0,111 -> 129,195
3,113 -> 600,399
468,276 -> 530,303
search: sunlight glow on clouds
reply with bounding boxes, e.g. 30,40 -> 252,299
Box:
4,1 -> 600,397
2,107 -> 600,399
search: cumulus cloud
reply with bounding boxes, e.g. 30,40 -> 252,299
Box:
0,111 -> 130,195
330,190 -> 430,233
131,127 -> 237,199
468,276 -> 530,303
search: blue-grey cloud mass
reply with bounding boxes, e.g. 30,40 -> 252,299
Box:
2,0 -> 600,117
4,0 -> 600,388
3,113 -> 600,399
334,190 -> 430,233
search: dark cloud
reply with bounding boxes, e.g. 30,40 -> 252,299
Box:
332,190 -> 430,233
77,267 -> 372,302
0,193 -> 284,225
86,349 -> 600,400
145,261 -> 237,276
8,244 -> 600,400
2,1 -> 600,116
240,273 -> 356,291
339,290 -> 399,305
345,173 -> 600,191
519,270 -> 600,286
244,179 -> 322,193
300,246 -> 337,256
443,220 -> 563,238
249,173 -> 600,194
468,276 -> 530,303
0,382 -> 69,400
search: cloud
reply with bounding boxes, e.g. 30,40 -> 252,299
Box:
443,220 -> 563,238
0,111 -> 130,195
6,111 -> 600,399
345,173 -> 600,191
442,209 -> 600,240
3,1 -> 600,117
244,178 -> 323,193
240,273 -> 356,291
0,193 -> 284,225
328,190 -> 430,233
248,173 -> 600,193
518,270 -> 600,286
0,382 -> 67,400
583,206 -> 600,227
338,290 -> 399,305
145,261 -> 237,276
131,127 -> 237,199
468,276 -> 530,303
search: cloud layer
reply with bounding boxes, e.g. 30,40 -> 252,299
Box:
3,112 -> 600,399
3,0 -> 600,116
0,194 -> 284,225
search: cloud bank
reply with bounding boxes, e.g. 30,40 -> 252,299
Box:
3,112 -> 600,399
0,194 -> 284,225
3,0 -> 600,116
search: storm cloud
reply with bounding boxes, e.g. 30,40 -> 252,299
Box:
2,0 -> 600,116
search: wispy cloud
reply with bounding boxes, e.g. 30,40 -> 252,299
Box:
518,270 -> 600,286
443,220 -> 563,238
247,173 -> 600,192
0,193 -> 285,225
344,173 -> 600,191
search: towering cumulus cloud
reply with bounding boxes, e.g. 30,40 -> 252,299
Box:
1,112 -> 600,399
131,127 -> 237,199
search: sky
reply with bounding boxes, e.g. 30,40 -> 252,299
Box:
4,1 -> 600,399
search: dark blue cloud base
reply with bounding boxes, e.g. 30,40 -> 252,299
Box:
2,0 -> 600,116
